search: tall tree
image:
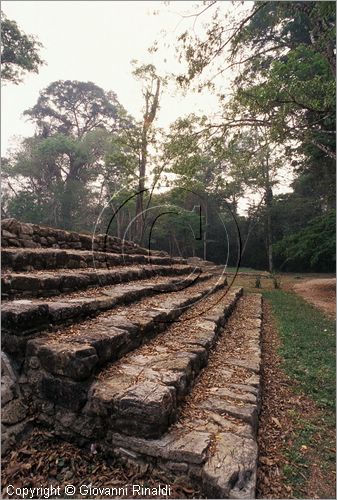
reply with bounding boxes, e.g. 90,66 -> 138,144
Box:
24,80 -> 128,138
132,63 -> 163,243
5,130 -> 110,230
1,11 -> 44,84
176,1 -> 336,159
102,127 -> 141,240
164,115 -> 239,261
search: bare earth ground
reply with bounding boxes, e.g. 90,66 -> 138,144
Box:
292,278 -> 336,318
226,271 -> 335,318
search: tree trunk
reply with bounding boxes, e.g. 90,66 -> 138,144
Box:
135,78 -> 161,244
61,184 -> 72,230
241,195 -> 265,258
116,211 -> 121,239
266,200 -> 273,273
203,198 -> 208,261
135,128 -> 147,243
173,232 -> 183,257
265,168 -> 274,273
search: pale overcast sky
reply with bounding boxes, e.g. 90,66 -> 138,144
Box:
2,0 -> 292,204
2,0 -> 229,155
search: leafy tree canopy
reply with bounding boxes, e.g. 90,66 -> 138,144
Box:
176,1 -> 336,159
24,80 -> 130,138
274,210 -> 336,271
4,129 -> 110,230
1,11 -> 44,84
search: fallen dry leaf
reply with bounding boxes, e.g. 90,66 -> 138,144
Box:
271,416 -> 282,428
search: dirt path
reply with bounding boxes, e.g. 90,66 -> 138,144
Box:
293,278 -> 335,317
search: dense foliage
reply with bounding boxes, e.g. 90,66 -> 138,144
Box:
3,2 -> 336,272
274,210 -> 336,272
1,11 -> 44,84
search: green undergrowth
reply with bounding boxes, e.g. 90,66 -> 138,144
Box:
263,290 -> 335,413
263,290 -> 335,497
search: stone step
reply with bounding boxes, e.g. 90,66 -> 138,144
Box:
79,287 -> 243,439
2,272 -> 212,358
1,247 -> 187,272
24,277 -> 228,413
98,294 -> 262,499
2,264 -> 197,300
1,218 -> 167,256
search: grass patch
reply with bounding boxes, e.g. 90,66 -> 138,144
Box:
263,290 -> 335,413
263,290 -> 336,497
282,411 -> 336,497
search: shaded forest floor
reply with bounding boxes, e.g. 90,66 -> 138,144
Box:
2,272 -> 335,499
1,431 -> 196,499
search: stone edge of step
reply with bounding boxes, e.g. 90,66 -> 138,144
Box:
96,293 -> 262,499
1,247 -> 188,272
84,288 -> 243,439
1,273 -> 215,337
1,265 -> 200,300
25,280 -> 227,384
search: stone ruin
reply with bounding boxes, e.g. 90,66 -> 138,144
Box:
1,218 -> 262,498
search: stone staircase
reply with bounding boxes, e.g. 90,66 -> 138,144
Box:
1,219 -> 262,498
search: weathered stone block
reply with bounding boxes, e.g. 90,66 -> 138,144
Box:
1,375 -> 15,405
79,234 -> 92,250
226,357 -> 260,374
36,226 -> 50,237
69,232 -> 80,242
2,399 -> 27,424
163,430 -> 211,464
110,429 -> 211,465
1,351 -> 17,379
2,218 -> 21,234
201,397 -> 258,429
202,432 -> 257,498
2,230 -> 16,239
10,275 -> 42,291
47,301 -> 82,322
55,251 -> 69,267
208,386 -> 257,404
21,239 -> 38,248
20,223 -> 34,236
1,419 -> 31,456
39,375 -> 88,411
84,328 -> 133,364
35,342 -> 99,381
2,301 -> 49,334
114,382 -> 176,438
8,239 -> 21,247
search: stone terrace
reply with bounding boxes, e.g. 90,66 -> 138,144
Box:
1,219 -> 262,498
